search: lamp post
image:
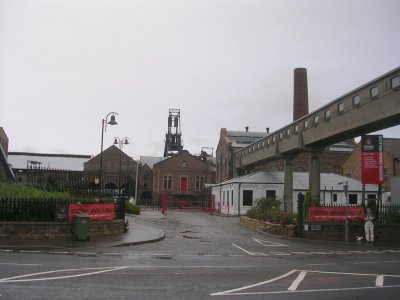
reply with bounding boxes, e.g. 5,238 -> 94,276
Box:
99,112 -> 118,195
113,137 -> 129,196
338,181 -> 349,243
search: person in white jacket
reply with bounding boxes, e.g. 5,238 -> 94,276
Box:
364,207 -> 374,243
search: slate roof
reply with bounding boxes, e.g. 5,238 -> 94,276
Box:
384,138 -> 400,158
212,171 -> 378,192
140,156 -> 166,169
226,130 -> 270,148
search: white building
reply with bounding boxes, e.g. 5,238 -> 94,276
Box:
210,171 -> 379,215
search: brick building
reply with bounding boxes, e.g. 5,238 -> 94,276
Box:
84,145 -> 137,195
342,138 -> 400,192
153,150 -> 214,200
216,127 -> 355,184
216,127 -> 269,183
0,127 -> 15,182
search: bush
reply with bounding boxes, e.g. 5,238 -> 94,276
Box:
0,182 -> 72,199
125,201 -> 140,215
246,197 -> 297,225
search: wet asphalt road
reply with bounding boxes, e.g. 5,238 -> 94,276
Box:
1,211 -> 400,299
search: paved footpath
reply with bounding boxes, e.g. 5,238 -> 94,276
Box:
0,210 -> 166,251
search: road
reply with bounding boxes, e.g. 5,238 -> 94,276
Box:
1,211 -> 400,299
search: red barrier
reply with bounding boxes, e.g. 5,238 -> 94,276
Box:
161,193 -> 167,214
208,194 -> 214,215
68,203 -> 115,223
308,207 -> 364,222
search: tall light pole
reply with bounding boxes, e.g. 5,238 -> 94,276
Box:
338,181 -> 349,243
114,137 -> 129,196
99,112 -> 118,195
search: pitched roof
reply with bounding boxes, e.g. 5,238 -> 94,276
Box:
226,130 -> 270,148
140,156 -> 166,169
384,138 -> 400,157
213,171 -> 378,192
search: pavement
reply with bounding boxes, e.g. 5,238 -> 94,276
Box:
1,211 -> 399,251
0,210 -> 166,251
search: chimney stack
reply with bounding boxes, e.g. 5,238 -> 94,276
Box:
293,68 -> 309,121
245,126 -> 249,132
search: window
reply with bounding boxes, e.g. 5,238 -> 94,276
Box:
325,110 -> 331,119
163,175 -> 172,190
391,76 -> 400,89
195,176 -> 204,191
313,115 -> 319,125
349,194 -> 358,205
353,95 -> 360,106
286,129 -> 290,136
272,136 -> 276,143
231,190 -> 234,206
370,86 -> 379,98
333,194 -> 338,203
294,125 -> 299,134
266,190 -> 276,200
262,141 -> 265,147
338,102 -> 345,113
182,161 -> 187,167
243,190 -> 253,206
279,132 -> 283,139
304,120 -> 309,129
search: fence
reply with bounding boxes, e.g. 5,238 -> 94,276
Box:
14,169 -> 136,197
0,197 -> 121,222
304,203 -> 400,225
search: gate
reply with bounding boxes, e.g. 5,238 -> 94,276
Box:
157,193 -> 209,212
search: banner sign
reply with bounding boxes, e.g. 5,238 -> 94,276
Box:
68,203 -> 115,223
361,135 -> 384,184
308,207 -> 364,222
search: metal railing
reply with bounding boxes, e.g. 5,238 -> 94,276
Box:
303,203 -> 400,225
0,197 -> 116,222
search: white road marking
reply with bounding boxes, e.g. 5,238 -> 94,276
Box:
210,270 -> 297,296
307,263 -> 337,266
288,271 -> 307,291
354,260 -> 400,265
211,270 -> 400,296
376,275 -> 384,287
252,238 -> 288,247
232,243 -> 254,256
0,266 -> 129,283
0,263 -> 42,266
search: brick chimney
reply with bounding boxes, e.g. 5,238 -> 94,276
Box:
293,68 -> 309,121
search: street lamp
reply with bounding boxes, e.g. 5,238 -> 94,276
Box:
338,181 -> 349,243
99,112 -> 118,195
114,137 -> 129,196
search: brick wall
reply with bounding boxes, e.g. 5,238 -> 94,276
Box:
153,150 -> 212,196
0,220 -> 123,240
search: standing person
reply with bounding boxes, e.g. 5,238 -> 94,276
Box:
364,207 -> 374,243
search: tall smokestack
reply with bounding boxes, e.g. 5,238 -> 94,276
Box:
293,68 -> 309,121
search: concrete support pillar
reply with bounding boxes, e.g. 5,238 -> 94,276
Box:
309,151 -> 321,201
284,158 -> 294,214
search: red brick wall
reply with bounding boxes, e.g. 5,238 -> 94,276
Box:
153,150 -> 212,196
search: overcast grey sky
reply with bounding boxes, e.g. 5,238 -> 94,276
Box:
0,0 -> 399,160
